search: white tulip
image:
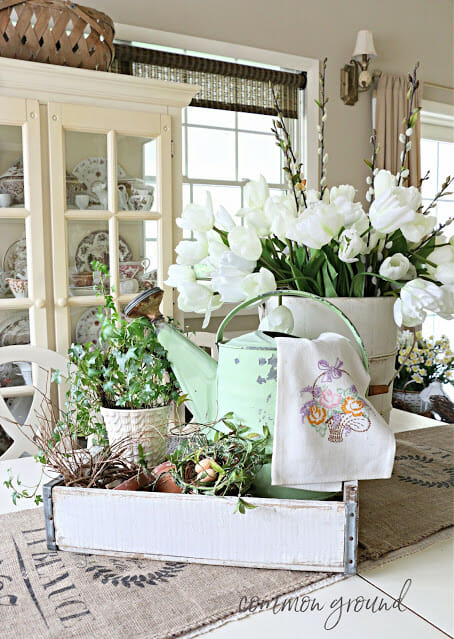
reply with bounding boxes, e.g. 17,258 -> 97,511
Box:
214,205 -> 236,231
393,298 -> 424,327
175,234 -> 208,265
286,202 -> 343,249
338,228 -> 366,263
330,184 -> 356,203
379,253 -> 411,280
165,264 -> 195,288
401,214 -> 436,243
435,262 -> 454,285
373,170 -> 397,197
211,273 -> 247,303
438,285 -> 454,318
394,278 -> 446,327
244,175 -> 269,210
244,208 -> 272,237
369,186 -> 419,235
259,306 -> 295,334
216,250 -> 256,275
176,193 -> 214,233
427,244 -> 454,266
177,282 -> 222,314
228,225 -> 262,261
242,268 -> 277,299
206,230 -> 229,267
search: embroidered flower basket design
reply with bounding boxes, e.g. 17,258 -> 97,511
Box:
300,358 -> 371,443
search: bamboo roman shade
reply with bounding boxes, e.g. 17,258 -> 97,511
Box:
112,43 -> 307,118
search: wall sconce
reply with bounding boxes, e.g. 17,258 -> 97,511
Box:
340,30 -> 377,105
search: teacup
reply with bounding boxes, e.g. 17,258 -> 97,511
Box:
119,258 -> 151,280
0,193 -> 12,208
130,188 -> 154,211
70,271 -> 93,287
119,278 -> 139,294
75,194 -> 90,210
7,278 -> 28,298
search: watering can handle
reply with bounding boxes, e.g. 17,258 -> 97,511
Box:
216,289 -> 369,373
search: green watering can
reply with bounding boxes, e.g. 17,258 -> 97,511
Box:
125,288 -> 368,500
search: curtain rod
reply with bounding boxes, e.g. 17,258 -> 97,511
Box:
373,71 -> 453,91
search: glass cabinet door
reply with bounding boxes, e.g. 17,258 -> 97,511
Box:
48,103 -> 173,353
0,97 -> 49,450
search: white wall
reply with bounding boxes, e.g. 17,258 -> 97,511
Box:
90,0 -> 453,197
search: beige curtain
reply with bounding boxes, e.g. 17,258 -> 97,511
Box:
374,73 -> 422,187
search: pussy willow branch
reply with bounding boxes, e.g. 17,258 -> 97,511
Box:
421,175 -> 454,216
397,61 -> 420,186
319,57 -> 328,197
270,82 -> 307,208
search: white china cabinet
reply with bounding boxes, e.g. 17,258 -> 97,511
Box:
0,57 -> 197,429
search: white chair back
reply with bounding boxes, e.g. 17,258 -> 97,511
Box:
0,345 -> 69,460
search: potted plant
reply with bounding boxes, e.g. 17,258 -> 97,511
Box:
153,417 -> 272,513
393,331 -> 453,414
66,263 -> 180,467
165,61 -> 453,420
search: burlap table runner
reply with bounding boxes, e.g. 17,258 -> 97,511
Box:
1,425 -> 452,639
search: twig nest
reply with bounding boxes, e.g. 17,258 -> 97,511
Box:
195,458 -> 217,483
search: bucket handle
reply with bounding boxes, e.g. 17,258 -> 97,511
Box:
216,289 -> 369,373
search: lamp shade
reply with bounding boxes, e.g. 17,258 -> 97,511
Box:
352,30 -> 377,60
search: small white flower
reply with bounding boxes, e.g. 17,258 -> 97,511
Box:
366,191 -> 372,202
400,169 -> 410,178
399,133 -> 406,143
371,276 -> 377,285
406,142 -> 412,151
385,241 -> 393,249
338,228 -> 366,263
406,128 -> 413,136
400,151 -> 405,162
323,153 -> 328,163
317,147 -> 322,154
317,125 -> 322,133
322,113 -> 327,122
366,176 -> 372,185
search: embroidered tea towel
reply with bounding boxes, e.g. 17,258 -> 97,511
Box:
272,333 -> 395,489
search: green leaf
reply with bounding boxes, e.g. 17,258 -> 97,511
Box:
364,159 -> 373,169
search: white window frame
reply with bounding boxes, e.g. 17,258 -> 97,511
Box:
421,99 -> 454,143
115,24 -> 320,186
420,99 -> 454,344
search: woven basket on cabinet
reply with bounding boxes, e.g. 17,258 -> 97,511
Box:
0,0 -> 114,70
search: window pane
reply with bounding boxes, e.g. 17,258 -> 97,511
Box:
420,138 -> 438,199
435,201 -> 454,237
238,112 -> 275,133
1,219 -> 27,299
68,221 -> 110,295
238,132 -> 281,183
119,220 -> 157,291
0,124 -> 24,207
186,106 -> 235,128
187,128 -> 235,180
192,184 -> 242,215
65,131 -> 107,209
438,141 -> 454,191
118,135 -> 155,212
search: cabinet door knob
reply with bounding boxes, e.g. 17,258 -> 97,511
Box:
56,297 -> 67,308
35,298 -> 45,309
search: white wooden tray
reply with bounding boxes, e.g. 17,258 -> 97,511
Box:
43,479 -> 358,574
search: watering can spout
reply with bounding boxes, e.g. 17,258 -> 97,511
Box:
125,288 -> 218,424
